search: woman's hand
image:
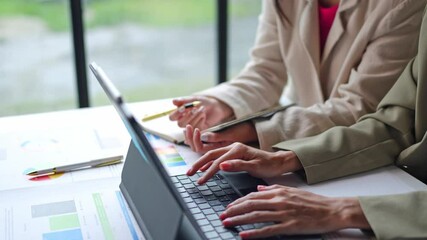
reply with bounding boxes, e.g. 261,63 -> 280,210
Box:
184,122 -> 258,153
186,143 -> 302,184
169,96 -> 233,130
220,185 -> 370,239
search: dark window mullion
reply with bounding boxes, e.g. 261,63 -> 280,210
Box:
217,0 -> 228,84
70,0 -> 89,108
71,0 -> 226,106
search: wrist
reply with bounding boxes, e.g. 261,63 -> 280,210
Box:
273,151 -> 303,173
212,97 -> 234,120
336,197 -> 371,229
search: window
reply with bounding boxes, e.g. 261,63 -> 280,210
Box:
0,0 -> 261,116
85,0 -> 217,106
0,0 -> 76,116
229,0 -> 261,80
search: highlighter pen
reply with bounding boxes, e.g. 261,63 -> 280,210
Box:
141,101 -> 201,122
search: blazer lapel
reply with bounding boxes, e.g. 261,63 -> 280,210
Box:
321,0 -> 359,65
299,0 -> 321,74
298,0 -> 323,103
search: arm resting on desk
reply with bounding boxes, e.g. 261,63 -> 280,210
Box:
359,191 -> 427,239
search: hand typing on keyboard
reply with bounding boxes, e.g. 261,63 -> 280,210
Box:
186,143 -> 302,185
218,184 -> 365,239
184,143 -> 363,239
172,173 -> 264,239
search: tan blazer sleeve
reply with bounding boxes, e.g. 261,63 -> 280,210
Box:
256,0 -> 425,150
359,191 -> 427,239
275,54 -> 427,240
198,0 -> 288,118
273,56 -> 418,184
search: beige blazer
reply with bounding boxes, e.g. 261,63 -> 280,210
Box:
200,0 -> 426,150
275,9 -> 427,238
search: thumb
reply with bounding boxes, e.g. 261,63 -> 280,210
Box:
200,132 -> 227,143
260,184 -> 284,191
200,129 -> 238,143
219,160 -> 254,173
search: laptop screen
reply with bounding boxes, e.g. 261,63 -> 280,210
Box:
89,62 -> 205,240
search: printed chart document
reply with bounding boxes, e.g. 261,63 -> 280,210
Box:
0,178 -> 144,240
0,108 -> 141,240
0,125 -> 127,191
0,106 -> 202,240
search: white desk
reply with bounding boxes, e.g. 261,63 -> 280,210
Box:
0,100 -> 426,240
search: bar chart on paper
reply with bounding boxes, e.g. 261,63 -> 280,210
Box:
154,145 -> 186,167
0,188 -> 144,240
33,200 -> 82,240
145,132 -> 194,176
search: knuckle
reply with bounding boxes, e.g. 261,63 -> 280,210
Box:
246,201 -> 255,209
246,160 -> 257,168
246,192 -> 257,198
212,159 -> 223,167
275,189 -> 289,198
272,199 -> 286,209
264,226 -> 276,235
234,142 -> 245,149
279,188 -> 288,195
204,150 -> 215,159
230,143 -> 246,154
249,211 -> 262,219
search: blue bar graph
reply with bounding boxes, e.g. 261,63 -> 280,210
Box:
42,229 -> 83,240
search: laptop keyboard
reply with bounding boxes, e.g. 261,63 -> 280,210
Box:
171,172 -> 282,240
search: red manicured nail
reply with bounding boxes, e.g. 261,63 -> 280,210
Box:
220,162 -> 231,170
257,185 -> 266,190
219,213 -> 226,220
222,219 -> 231,227
240,231 -> 250,239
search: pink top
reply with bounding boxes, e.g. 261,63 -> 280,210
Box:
318,3 -> 339,54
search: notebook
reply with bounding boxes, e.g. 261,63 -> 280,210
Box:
89,62 -> 321,240
140,112 -> 186,143
140,102 -> 295,144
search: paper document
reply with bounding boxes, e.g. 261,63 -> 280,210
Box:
0,125 -> 127,191
0,178 -> 144,240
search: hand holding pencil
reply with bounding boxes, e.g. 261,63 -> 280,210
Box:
168,96 -> 234,131
142,100 -> 201,122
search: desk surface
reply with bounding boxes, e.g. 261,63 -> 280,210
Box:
0,100 -> 426,240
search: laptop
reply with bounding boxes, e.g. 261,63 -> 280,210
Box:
89,62 -> 321,240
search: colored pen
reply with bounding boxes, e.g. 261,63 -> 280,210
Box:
141,101 -> 201,122
26,155 -> 123,176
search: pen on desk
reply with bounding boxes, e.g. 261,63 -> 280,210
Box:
141,101 -> 201,122
26,155 -> 123,176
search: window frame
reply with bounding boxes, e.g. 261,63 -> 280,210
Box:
70,0 -> 229,108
